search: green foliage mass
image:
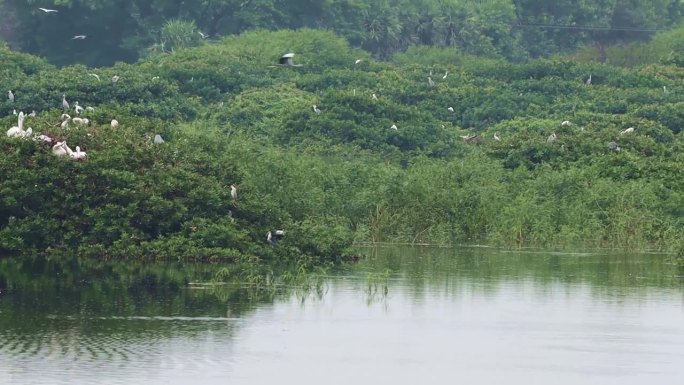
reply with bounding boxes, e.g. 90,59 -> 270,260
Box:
1,29 -> 684,263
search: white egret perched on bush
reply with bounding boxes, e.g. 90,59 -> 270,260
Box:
620,127 -> 635,135
230,185 -> 238,201
428,76 -> 435,87
561,120 -> 572,126
88,73 -> 100,81
448,107 -> 454,112
110,119 -> 119,128
585,74 -> 592,85
355,59 -> 362,65
278,53 -> 302,67
8,90 -> 14,103
52,141 -> 73,157
391,124 -> 398,130
112,75 -> 120,83
267,230 -> 285,245
547,132 -> 557,143
493,133 -> 501,141
62,94 -> 69,110
74,101 -> 84,116
6,111 -> 26,137
154,134 -> 165,144
442,71 -> 448,79
312,105 -> 321,114
70,146 -> 87,160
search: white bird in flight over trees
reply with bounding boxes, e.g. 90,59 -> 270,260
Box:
39,8 -> 58,13
72,35 -> 87,40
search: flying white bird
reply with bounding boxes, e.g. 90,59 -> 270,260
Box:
72,35 -> 87,40
88,73 -> 100,81
620,127 -> 635,135
39,8 -> 58,13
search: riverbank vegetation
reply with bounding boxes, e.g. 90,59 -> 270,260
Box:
1,25 -> 684,261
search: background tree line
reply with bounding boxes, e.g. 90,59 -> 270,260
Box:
0,0 -> 682,66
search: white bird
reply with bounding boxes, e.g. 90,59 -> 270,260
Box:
585,74 -> 592,85
279,53 -> 302,67
153,134 -> 165,144
61,119 -> 70,129
8,90 -> 14,103
355,59 -> 362,65
493,132 -> 501,141
547,132 -> 557,143
620,127 -> 635,135
111,75 -> 120,83
111,119 -> 119,128
312,105 -> 321,114
561,120 -> 572,126
39,8 -> 58,13
70,146 -> 87,160
21,127 -> 33,139
198,31 -> 207,39
81,118 -> 90,126
88,73 -> 100,81
7,112 -> 26,138
372,93 -> 378,100
62,94 -> 69,110
34,134 -> 53,144
230,185 -> 238,201
74,101 -> 84,116
85,106 -> 95,112
12,109 -> 17,115
442,71 -> 448,80
28,110 -> 36,117
447,107 -> 454,112
391,124 -> 398,130
428,76 -> 435,87
152,76 -> 160,81
72,117 -> 84,125
60,113 -> 71,121
72,35 -> 87,40
663,86 -> 669,94
52,142 -> 68,156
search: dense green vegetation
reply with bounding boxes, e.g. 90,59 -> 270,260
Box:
1,27 -> 684,263
1,0 -> 683,66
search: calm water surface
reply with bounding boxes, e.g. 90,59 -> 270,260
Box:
1,247 -> 683,385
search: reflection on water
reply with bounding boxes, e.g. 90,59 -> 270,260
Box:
1,247 -> 683,385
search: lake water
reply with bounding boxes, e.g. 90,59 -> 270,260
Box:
1,247 -> 683,385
